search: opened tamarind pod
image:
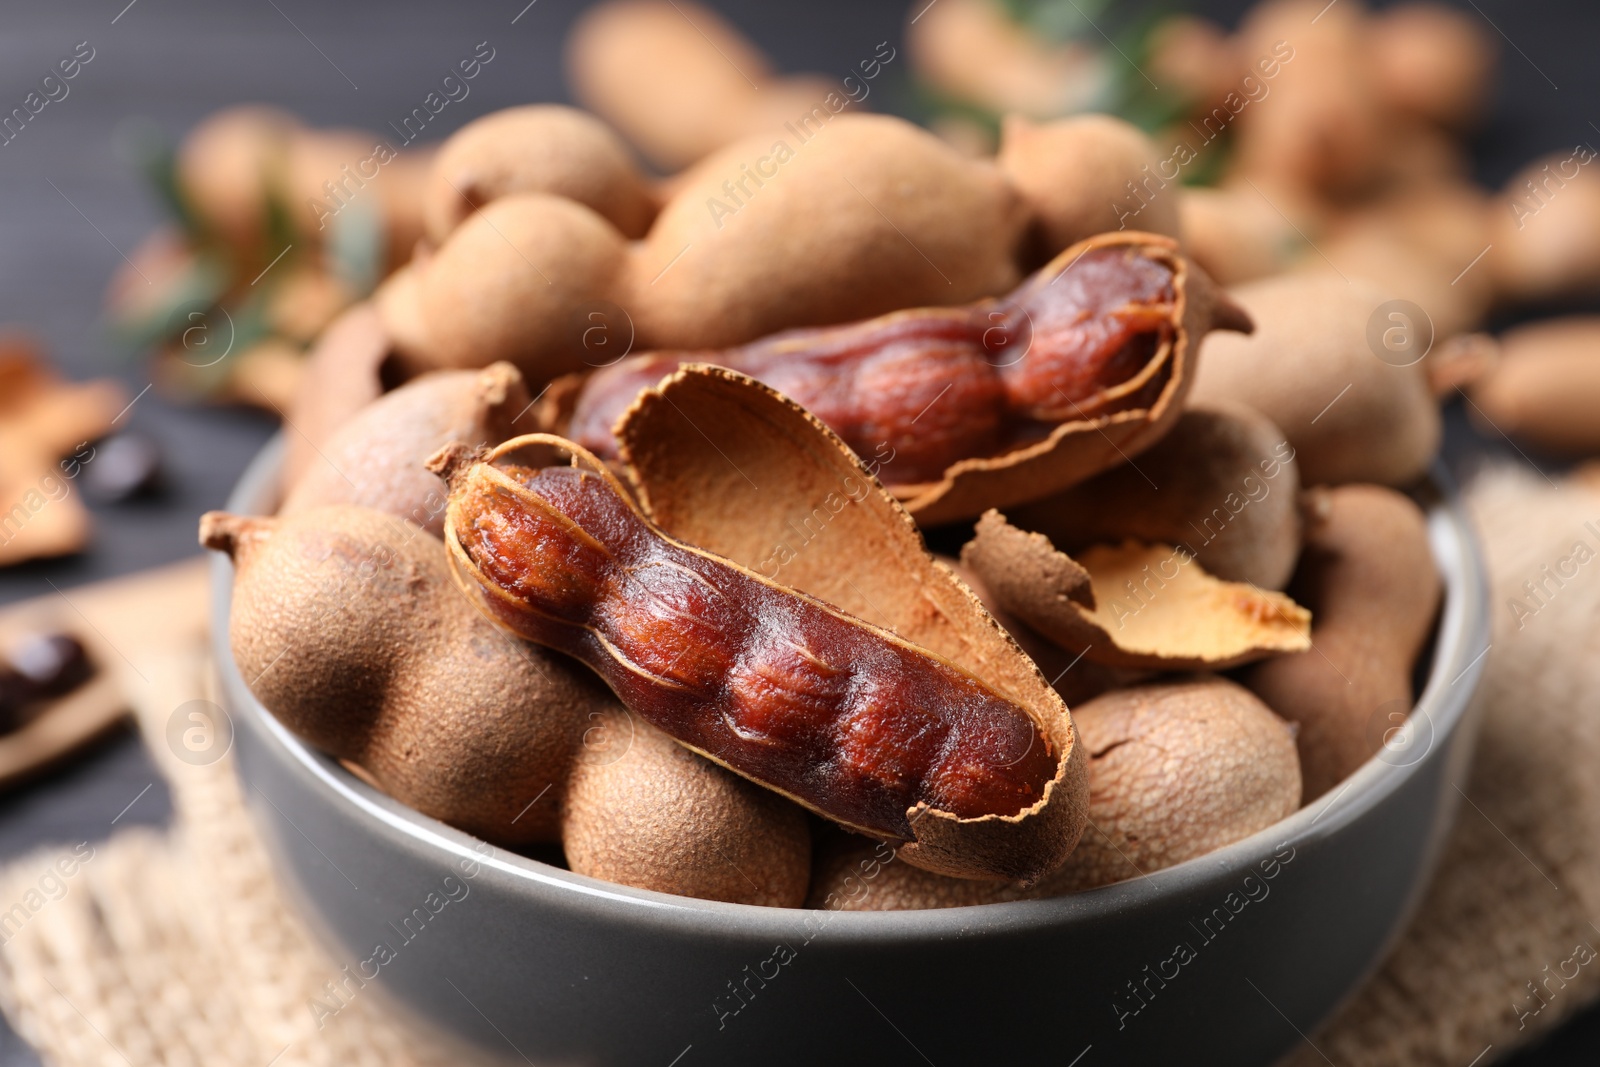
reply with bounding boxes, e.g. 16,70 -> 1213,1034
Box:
613,365 -> 1088,883
571,232 -> 1250,524
430,434 -> 1071,883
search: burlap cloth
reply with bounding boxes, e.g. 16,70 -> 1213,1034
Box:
0,467 -> 1595,1066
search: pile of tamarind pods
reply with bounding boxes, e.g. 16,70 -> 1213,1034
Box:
196,0 -> 1598,909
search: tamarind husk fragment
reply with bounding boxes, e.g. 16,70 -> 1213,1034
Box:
961,512 -> 1311,670
610,365 -> 1089,883
944,554 -> 1151,707
1004,403 -> 1303,590
0,340 -> 125,566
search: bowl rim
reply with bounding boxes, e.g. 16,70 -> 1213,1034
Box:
219,433 -> 1490,935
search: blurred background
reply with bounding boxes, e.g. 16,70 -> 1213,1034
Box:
0,0 -> 1596,1062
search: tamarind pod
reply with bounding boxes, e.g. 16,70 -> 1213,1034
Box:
429,436 -> 1061,871
572,239 -> 1190,486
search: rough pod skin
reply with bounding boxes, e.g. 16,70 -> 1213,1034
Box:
1003,404 -> 1302,590
421,105 -> 658,243
1314,182 -> 1494,339
809,676 -> 1302,909
281,362 -> 529,536
562,707 -> 811,907
1369,2 -> 1497,128
432,434 -> 1067,882
1040,677 -> 1300,891
1469,318 -> 1600,456
1189,273 -> 1440,487
1490,151 -> 1600,305
1245,485 -> 1442,801
608,365 -> 1088,883
199,505 -> 607,844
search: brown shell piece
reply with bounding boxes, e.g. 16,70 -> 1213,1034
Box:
0,339 -> 125,566
961,513 -> 1311,670
944,555 -> 1151,707
613,365 -> 1088,883
895,233 -> 1251,526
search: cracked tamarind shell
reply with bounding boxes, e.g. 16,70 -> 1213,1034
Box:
199,505 -> 607,845
1188,273 -> 1441,488
611,364 -> 1089,883
962,514 -> 1311,671
941,556 -> 1152,707
1003,403 -> 1302,590
434,434 -> 1067,882
809,676 -> 1301,909
281,362 -> 530,536
562,706 -> 811,907
893,233 -> 1251,526
1244,485 -> 1442,802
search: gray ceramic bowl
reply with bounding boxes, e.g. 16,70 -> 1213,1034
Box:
214,435 -> 1488,1067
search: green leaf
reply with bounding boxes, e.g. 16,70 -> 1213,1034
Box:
327,196 -> 385,298
125,118 -> 210,244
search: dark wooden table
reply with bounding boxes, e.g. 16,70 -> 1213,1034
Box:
0,1 -> 1592,1063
